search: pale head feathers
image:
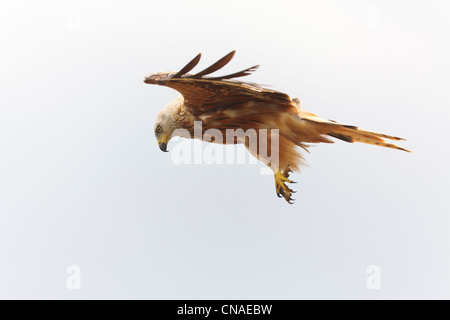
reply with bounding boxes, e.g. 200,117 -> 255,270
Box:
153,95 -> 186,141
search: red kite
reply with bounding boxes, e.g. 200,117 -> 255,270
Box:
144,51 -> 409,203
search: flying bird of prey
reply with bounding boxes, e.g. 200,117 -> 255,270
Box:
144,51 -> 409,203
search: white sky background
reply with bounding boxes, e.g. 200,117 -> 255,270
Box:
0,0 -> 449,299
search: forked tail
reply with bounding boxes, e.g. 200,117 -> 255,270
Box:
299,111 -> 410,152
326,124 -> 410,152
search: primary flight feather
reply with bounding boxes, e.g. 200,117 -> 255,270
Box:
144,51 -> 409,204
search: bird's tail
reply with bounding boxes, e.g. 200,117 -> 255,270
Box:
325,124 -> 410,152
298,111 -> 410,152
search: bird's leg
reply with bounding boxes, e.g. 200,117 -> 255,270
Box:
274,166 -> 296,204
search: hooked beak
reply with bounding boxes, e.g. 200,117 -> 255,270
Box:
158,133 -> 168,152
159,142 -> 168,152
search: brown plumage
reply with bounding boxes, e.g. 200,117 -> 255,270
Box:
144,51 -> 410,204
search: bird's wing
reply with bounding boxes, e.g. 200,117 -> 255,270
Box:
144,51 -> 293,114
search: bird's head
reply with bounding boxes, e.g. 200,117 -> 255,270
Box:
154,109 -> 173,152
153,98 -> 183,152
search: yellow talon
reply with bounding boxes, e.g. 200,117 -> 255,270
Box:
274,168 -> 296,203
275,170 -> 293,185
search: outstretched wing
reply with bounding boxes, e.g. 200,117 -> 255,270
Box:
144,51 -> 293,114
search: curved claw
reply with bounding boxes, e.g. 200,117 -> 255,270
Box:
285,186 -> 294,194
282,189 -> 295,204
274,167 -> 298,204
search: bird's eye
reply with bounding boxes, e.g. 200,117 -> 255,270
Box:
156,126 -> 163,133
